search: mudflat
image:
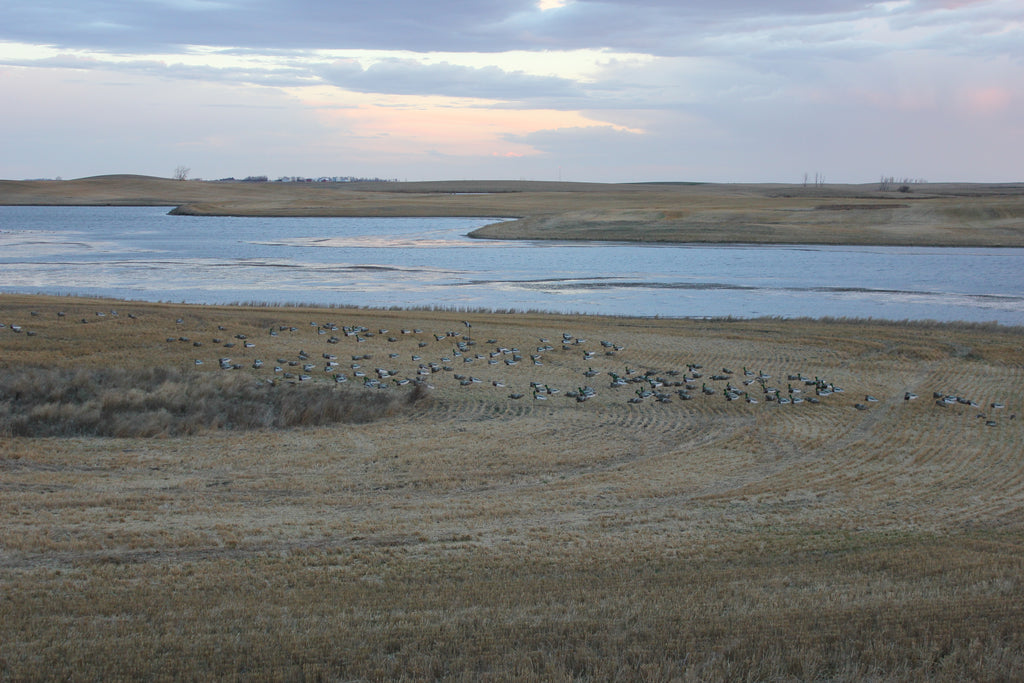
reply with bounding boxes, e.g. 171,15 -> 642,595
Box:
2,293 -> 1023,679
3,174 -> 1024,246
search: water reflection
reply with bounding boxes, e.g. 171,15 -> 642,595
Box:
1,206 -> 1023,324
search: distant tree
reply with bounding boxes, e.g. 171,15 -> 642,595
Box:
880,175 -> 925,191
173,166 -> 190,181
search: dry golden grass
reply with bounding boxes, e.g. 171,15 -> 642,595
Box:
2,294 -> 1023,680
3,174 -> 1024,246
0,366 -> 418,437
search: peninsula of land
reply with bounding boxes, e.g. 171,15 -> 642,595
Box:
3,174 -> 1024,247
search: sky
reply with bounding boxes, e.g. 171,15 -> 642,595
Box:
0,0 -> 1021,183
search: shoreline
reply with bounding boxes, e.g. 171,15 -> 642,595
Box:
3,289 -> 1021,330
3,175 -> 1023,248
2,292 -> 1021,332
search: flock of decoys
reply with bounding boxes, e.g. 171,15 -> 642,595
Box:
927,391 -> 1013,427
2,308 -> 136,334
0,309 -> 1015,427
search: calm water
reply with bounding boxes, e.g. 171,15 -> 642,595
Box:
2,205 -> 1023,324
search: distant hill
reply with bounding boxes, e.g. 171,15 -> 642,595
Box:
3,175 -> 1023,247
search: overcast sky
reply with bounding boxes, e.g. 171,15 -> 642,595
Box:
1,0 -> 1021,182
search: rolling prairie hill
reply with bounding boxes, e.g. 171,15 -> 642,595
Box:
3,175 -> 1024,246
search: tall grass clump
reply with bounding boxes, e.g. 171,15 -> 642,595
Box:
0,367 -> 427,437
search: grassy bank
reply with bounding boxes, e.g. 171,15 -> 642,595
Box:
3,175 -> 1024,246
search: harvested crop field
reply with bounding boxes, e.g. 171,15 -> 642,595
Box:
2,294 -> 1023,680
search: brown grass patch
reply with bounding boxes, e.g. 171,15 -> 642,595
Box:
0,366 -> 424,437
3,175 -> 1024,246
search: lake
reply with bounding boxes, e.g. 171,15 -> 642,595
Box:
1,205 -> 1023,324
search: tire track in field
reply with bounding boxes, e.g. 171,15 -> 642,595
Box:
732,353 -> 1024,528
405,335 -> 1023,531
691,356 -> 939,503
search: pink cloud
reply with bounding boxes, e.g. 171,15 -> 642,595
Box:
961,86 -> 1012,115
289,87 -> 626,160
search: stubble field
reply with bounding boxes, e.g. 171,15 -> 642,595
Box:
1,293 -> 1023,680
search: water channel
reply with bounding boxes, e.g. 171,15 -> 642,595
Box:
1,205 -> 1022,324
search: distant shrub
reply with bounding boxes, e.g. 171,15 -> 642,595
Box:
0,367 -> 428,437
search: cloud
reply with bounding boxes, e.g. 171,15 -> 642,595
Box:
0,50 -> 312,87
0,65 -> 329,180
319,59 -> 582,101
0,0 -> 530,53
2,0 -> 1019,59
1,0 -> 1021,182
